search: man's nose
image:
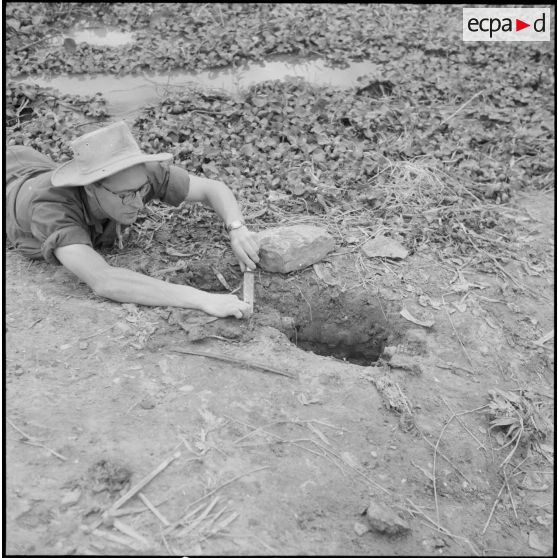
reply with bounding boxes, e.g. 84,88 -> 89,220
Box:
129,193 -> 144,210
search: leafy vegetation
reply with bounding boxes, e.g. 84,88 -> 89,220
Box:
5,3 -> 554,267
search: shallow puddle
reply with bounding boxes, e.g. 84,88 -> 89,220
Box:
18,57 -> 380,118
50,21 -> 134,47
68,27 -> 134,47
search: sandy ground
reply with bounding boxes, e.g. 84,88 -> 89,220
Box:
5,188 -> 554,556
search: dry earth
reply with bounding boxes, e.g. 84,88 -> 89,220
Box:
4,188 -> 554,556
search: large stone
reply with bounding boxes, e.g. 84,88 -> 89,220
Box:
365,501 -> 411,536
361,236 -> 408,259
257,225 -> 335,273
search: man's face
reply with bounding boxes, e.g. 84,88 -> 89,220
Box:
92,165 -> 150,225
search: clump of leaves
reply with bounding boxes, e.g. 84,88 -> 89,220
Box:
6,81 -> 109,161
486,388 -> 552,468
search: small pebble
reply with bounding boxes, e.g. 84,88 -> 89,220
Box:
354,521 -> 370,536
60,344 -> 72,351
140,398 -> 156,409
370,451 -> 378,458
61,488 -> 81,507
79,341 -> 88,350
366,500 -> 411,536
179,385 -> 194,393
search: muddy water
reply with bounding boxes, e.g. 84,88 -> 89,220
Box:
55,26 -> 135,47
19,23 -> 380,118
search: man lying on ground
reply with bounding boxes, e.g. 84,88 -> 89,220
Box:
6,121 -> 259,319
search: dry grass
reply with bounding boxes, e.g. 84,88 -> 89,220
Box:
485,388 -> 553,468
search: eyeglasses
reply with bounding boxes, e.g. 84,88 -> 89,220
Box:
99,180 -> 151,205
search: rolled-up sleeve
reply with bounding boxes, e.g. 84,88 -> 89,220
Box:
40,226 -> 93,264
29,201 -> 93,264
146,162 -> 190,206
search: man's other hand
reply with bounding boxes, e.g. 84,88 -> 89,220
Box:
229,227 -> 260,272
201,293 -> 252,319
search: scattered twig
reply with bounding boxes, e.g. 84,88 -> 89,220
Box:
421,90 -> 484,140
407,499 -> 480,556
160,529 -> 176,555
213,267 -> 232,290
441,397 -> 486,451
152,263 -> 189,276
481,480 -> 506,535
503,470 -> 518,522
97,451 -> 181,528
112,519 -> 150,548
92,528 -> 137,550
295,284 -> 313,322
177,496 -> 222,537
170,347 -> 297,379
138,492 -> 170,526
533,329 -> 554,347
419,430 -> 473,484
28,318 -> 42,329
226,414 -> 389,495
164,466 -> 269,535
79,323 -> 117,341
7,418 -> 67,461
205,511 -> 239,538
435,361 -> 476,375
441,295 -> 475,370
431,402 -> 489,523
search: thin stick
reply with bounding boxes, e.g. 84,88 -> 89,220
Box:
499,425 -> 523,468
152,263 -> 189,276
160,529 -> 176,555
407,499 -> 480,556
170,347 -> 297,379
21,440 -> 68,461
177,496 -> 221,537
92,528 -> 137,550
421,90 -> 484,139
436,361 -> 476,375
198,503 -> 230,534
441,295 -> 475,369
503,471 -> 518,522
441,397 -> 486,450
227,414 -> 387,492
79,323 -> 117,341
138,492 -> 170,526
108,451 -> 181,515
432,413 -> 456,524
419,431 -> 472,484
164,466 -> 269,534
295,284 -> 313,322
482,480 -> 506,534
315,439 -> 390,495
112,519 -> 150,548
7,418 -> 68,461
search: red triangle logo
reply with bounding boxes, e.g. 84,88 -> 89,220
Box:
516,18 -> 530,32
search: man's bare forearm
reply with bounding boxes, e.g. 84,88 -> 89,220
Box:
93,266 -> 208,309
195,178 -> 245,225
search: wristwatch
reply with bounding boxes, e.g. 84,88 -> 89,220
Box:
226,220 -> 246,233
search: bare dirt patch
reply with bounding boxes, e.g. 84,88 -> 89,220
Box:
5,190 -> 554,556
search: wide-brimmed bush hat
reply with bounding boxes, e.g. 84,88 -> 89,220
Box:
51,121 -> 172,187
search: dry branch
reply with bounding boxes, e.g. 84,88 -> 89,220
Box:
170,347 -> 297,379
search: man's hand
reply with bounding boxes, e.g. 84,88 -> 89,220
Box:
229,227 -> 260,272
200,292 -> 252,319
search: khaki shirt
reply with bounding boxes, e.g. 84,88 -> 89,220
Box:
6,146 -> 189,264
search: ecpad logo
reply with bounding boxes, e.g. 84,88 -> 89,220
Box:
463,8 -> 550,42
